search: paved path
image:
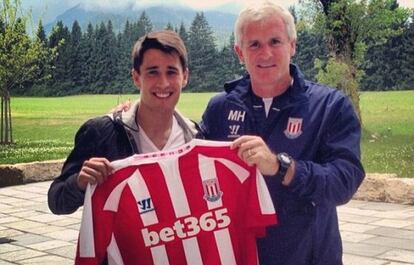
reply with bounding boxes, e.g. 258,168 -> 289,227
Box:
0,181 -> 413,265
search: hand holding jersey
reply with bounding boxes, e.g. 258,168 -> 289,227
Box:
75,139 -> 277,265
231,135 -> 277,174
77,157 -> 114,191
231,135 -> 295,186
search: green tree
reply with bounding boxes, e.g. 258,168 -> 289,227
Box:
36,19 -> 46,45
165,22 -> 174,30
133,11 -> 153,41
215,32 -> 244,90
308,0 -> 410,120
116,20 -> 134,92
29,18 -> 53,95
293,27 -> 328,81
78,23 -> 96,92
400,15 -> 414,89
48,20 -> 71,95
102,20 -> 119,93
178,22 -> 189,47
69,20 -> 83,90
187,12 -> 218,91
0,0 -> 54,143
92,21 -> 119,93
93,22 -> 108,93
361,30 -> 404,90
0,17 -> 4,33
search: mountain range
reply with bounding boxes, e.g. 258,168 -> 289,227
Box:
44,4 -> 238,45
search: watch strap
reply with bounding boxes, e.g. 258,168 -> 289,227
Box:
275,153 -> 291,182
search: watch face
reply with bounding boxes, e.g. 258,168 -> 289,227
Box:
276,153 -> 291,181
280,153 -> 291,164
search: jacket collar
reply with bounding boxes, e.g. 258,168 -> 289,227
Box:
127,101 -> 198,139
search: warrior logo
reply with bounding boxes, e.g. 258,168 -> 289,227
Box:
228,125 -> 240,138
202,179 -> 223,202
284,118 -> 303,139
138,198 -> 154,214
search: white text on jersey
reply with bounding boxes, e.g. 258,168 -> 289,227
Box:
142,208 -> 231,247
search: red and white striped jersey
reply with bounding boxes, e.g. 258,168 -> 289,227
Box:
75,139 -> 277,265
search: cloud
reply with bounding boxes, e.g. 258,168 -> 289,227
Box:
398,0 -> 414,8
22,0 -> 305,25
80,0 -> 136,11
179,0 -> 298,10
179,0 -> 235,9
78,0 -> 184,11
77,0 -> 300,11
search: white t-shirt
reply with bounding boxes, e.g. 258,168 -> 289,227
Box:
138,116 -> 185,153
262,98 -> 273,117
120,101 -> 185,153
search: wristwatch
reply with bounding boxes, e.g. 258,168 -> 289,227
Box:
275,152 -> 292,182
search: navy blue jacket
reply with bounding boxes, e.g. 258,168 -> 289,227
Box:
200,64 -> 365,265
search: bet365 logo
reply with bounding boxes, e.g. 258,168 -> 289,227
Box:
141,208 -> 231,247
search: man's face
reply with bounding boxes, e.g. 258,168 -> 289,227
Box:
235,15 -> 296,95
132,49 -> 188,113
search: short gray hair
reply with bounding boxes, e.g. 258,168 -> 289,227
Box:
234,1 -> 297,46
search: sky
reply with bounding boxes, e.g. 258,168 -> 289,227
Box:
22,0 -> 299,24
22,0 -> 414,25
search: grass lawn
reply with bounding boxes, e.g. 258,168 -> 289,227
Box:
1,91 -> 413,178
360,91 -> 414,178
1,93 -> 215,164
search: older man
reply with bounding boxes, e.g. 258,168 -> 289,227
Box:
200,2 -> 365,264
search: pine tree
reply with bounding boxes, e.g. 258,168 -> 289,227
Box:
360,2 -> 410,90
93,22 -> 108,92
103,20 -> 119,93
178,22 -> 189,47
48,21 -> 72,95
114,32 -> 133,94
400,17 -> 414,89
188,12 -> 218,91
90,20 -> 119,93
134,11 -> 153,40
215,32 -> 244,90
0,17 -> 4,34
165,22 -> 174,30
294,28 -> 327,81
79,23 -> 96,92
69,20 -> 83,91
35,19 -> 47,45
30,19 -> 52,95
361,42 -> 389,90
117,20 -> 134,87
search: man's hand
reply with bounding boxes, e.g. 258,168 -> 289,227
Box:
77,157 -> 113,191
230,135 -> 278,176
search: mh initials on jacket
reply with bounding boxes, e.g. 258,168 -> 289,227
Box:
227,110 -> 246,122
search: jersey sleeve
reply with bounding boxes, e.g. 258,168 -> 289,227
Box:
245,168 -> 277,236
75,184 -> 116,265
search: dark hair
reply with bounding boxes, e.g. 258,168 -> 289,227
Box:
132,30 -> 188,72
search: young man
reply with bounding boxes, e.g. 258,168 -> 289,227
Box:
52,30 -> 277,265
200,2 -> 365,264
48,30 -> 199,214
